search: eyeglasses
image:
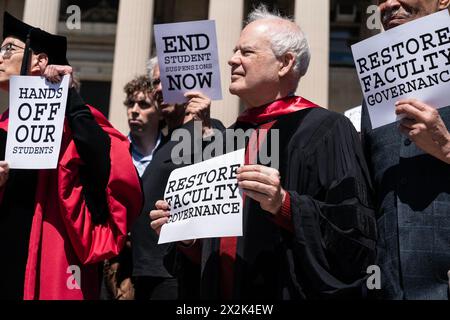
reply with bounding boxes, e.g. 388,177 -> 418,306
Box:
0,43 -> 25,59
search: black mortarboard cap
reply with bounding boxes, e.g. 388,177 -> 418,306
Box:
2,12 -> 69,74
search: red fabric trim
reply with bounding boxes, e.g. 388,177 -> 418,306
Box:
0,111 -> 8,229
272,192 -> 294,233
0,109 -> 9,129
219,237 -> 238,299
237,96 -> 318,124
0,106 -> 142,300
219,120 -> 278,299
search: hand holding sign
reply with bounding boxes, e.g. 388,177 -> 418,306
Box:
396,99 -> 450,164
184,91 -> 211,130
0,161 -> 9,187
150,200 -> 196,247
157,149 -> 245,244
154,20 -> 222,104
237,165 -> 287,215
351,10 -> 450,129
5,74 -> 70,169
150,200 -> 171,236
42,64 -> 73,85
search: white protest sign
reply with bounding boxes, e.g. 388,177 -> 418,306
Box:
154,20 -> 222,104
344,105 -> 362,133
351,10 -> 450,129
5,75 -> 70,169
158,149 -> 245,245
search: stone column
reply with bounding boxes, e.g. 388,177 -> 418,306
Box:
23,0 -> 60,33
0,0 -> 26,112
109,0 -> 154,134
208,0 -> 244,127
295,0 -> 330,108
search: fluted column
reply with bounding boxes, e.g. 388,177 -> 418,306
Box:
0,0 -> 26,112
295,0 -> 330,108
109,0 -> 154,134
23,0 -> 60,33
208,0 -> 244,127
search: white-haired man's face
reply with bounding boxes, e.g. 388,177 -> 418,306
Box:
228,20 -> 283,108
378,0 -> 446,30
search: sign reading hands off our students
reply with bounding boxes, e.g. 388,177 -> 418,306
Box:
154,20 -> 222,104
351,10 -> 450,129
158,149 -> 245,245
5,75 -> 70,169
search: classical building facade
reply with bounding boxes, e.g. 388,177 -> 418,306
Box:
0,0 -> 376,133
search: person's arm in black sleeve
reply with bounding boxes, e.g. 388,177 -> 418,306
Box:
288,115 -> 377,299
65,88 -> 111,224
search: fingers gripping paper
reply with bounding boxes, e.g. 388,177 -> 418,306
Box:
5,75 -> 70,169
351,10 -> 450,129
158,149 -> 245,245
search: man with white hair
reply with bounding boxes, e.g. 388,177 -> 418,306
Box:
150,5 -> 377,299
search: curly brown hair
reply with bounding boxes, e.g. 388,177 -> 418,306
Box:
123,75 -> 153,106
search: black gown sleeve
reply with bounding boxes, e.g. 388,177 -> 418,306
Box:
288,115 -> 377,298
0,129 -> 5,161
360,101 -> 373,165
65,88 -> 111,224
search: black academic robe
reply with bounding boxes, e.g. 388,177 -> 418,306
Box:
0,89 -> 141,300
174,107 -> 377,300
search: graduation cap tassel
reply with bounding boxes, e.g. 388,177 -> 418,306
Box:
20,32 -> 31,76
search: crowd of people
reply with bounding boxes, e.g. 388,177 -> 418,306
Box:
0,0 -> 450,300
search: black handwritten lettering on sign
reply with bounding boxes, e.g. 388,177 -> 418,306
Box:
162,34 -> 213,91
168,72 -> 213,91
154,20 -> 222,104
162,34 -> 210,53
15,102 -> 61,143
19,87 -> 64,99
164,164 -> 241,223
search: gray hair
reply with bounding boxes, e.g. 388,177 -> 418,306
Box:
247,4 -> 310,81
146,56 -> 158,79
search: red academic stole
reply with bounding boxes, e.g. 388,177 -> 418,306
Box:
219,96 -> 318,299
236,96 -> 318,124
0,109 -> 9,131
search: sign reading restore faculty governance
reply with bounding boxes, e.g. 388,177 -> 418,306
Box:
154,20 -> 222,104
5,75 -> 70,169
351,10 -> 450,129
158,149 -> 245,245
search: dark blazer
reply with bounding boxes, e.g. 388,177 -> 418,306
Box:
131,119 -> 225,278
362,102 -> 450,300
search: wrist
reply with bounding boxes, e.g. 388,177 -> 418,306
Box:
272,189 -> 288,216
440,137 -> 450,164
179,239 -> 196,248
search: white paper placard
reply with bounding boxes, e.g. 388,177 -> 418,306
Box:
158,149 -> 245,245
344,105 -> 362,133
5,75 -> 70,169
154,20 -> 222,104
351,10 -> 450,129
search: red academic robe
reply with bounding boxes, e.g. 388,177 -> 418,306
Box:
0,106 -> 142,300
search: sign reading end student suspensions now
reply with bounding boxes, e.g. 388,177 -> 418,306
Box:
5,75 -> 70,169
154,20 -> 222,104
351,10 -> 450,129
